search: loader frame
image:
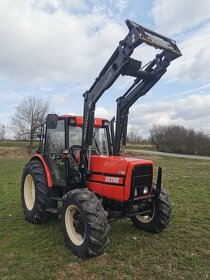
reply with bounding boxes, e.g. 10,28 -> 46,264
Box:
81,19 -> 181,169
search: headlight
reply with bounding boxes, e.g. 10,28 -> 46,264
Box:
143,186 -> 149,195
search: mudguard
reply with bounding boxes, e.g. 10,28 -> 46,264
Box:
30,154 -> 53,187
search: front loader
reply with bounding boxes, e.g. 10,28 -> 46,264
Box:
21,20 -> 182,259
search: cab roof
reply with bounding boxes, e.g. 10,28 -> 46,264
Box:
58,115 -> 109,128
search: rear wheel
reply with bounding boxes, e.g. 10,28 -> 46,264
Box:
21,160 -> 50,223
61,188 -> 110,259
131,188 -> 173,233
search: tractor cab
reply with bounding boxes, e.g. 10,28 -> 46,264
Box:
37,114 -> 111,188
37,113 -> 160,203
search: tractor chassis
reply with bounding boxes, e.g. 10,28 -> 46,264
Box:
45,167 -> 162,221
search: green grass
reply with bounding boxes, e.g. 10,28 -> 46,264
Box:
0,155 -> 210,280
0,140 -> 38,148
0,141 -> 29,147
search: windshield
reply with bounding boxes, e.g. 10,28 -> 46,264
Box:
69,126 -> 82,147
92,127 -> 109,156
69,126 -> 109,156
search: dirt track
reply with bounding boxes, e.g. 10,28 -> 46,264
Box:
126,149 -> 210,161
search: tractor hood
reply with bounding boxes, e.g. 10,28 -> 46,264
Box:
87,155 -> 154,201
90,155 -> 153,176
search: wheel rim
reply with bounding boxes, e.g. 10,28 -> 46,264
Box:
136,203 -> 155,224
65,205 -> 85,246
24,174 -> 35,211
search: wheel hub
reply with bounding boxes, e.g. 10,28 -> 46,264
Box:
24,174 -> 35,211
73,212 -> 85,236
65,205 -> 85,246
136,202 -> 155,224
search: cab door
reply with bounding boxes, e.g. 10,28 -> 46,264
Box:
44,118 -> 67,186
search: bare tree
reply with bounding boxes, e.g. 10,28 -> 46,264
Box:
11,97 -> 49,149
0,123 -> 6,140
127,128 -> 143,144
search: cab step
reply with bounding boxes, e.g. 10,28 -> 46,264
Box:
46,208 -> 60,214
50,196 -> 63,202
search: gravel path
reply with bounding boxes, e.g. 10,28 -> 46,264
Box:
126,149 -> 210,161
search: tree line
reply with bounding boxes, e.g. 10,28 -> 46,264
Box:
150,124 -> 210,156
0,123 -> 6,140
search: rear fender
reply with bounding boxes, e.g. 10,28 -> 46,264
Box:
30,154 -> 53,188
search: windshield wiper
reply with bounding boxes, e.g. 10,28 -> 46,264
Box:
93,132 -> 101,154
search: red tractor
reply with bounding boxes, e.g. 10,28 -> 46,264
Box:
21,20 -> 182,259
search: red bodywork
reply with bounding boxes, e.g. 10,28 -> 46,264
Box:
32,115 -> 154,202
87,155 -> 153,201
32,153 -> 153,202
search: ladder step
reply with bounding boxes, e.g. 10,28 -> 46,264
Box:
50,196 -> 63,202
46,208 -> 60,214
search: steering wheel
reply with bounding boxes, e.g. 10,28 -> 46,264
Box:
69,145 -> 82,163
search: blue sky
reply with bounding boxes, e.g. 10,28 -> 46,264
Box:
0,0 -> 210,137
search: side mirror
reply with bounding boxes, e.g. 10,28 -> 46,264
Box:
46,114 -> 58,129
61,149 -> 70,155
60,149 -> 70,160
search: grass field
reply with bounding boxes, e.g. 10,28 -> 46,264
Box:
0,150 -> 210,280
0,141 -> 30,148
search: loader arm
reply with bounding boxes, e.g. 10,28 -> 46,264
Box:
113,49 -> 175,155
81,19 -> 182,163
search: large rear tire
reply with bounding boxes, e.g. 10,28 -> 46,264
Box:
131,188 -> 173,233
61,188 -> 110,259
21,160 -> 50,223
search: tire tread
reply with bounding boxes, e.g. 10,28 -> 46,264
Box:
61,188 -> 110,259
21,159 -> 50,224
131,187 -> 173,233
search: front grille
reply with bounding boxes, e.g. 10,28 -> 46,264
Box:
133,164 -> 153,197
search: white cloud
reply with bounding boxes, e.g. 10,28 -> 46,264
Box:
0,0 -> 126,84
150,1 -> 210,82
162,83 -> 210,100
172,95 -> 210,121
115,0 -> 129,10
52,92 -> 69,105
95,107 -> 110,119
166,23 -> 210,81
151,0 -> 210,35
129,94 -> 210,137
61,0 -> 85,10
35,0 -> 61,10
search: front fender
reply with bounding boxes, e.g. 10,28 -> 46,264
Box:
30,154 -> 53,188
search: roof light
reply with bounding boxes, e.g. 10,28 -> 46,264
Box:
69,117 -> 76,125
102,120 -> 110,126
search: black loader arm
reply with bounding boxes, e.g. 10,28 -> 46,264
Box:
81,19 -> 182,157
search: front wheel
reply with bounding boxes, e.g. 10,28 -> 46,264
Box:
61,188 -> 110,259
131,188 -> 173,233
